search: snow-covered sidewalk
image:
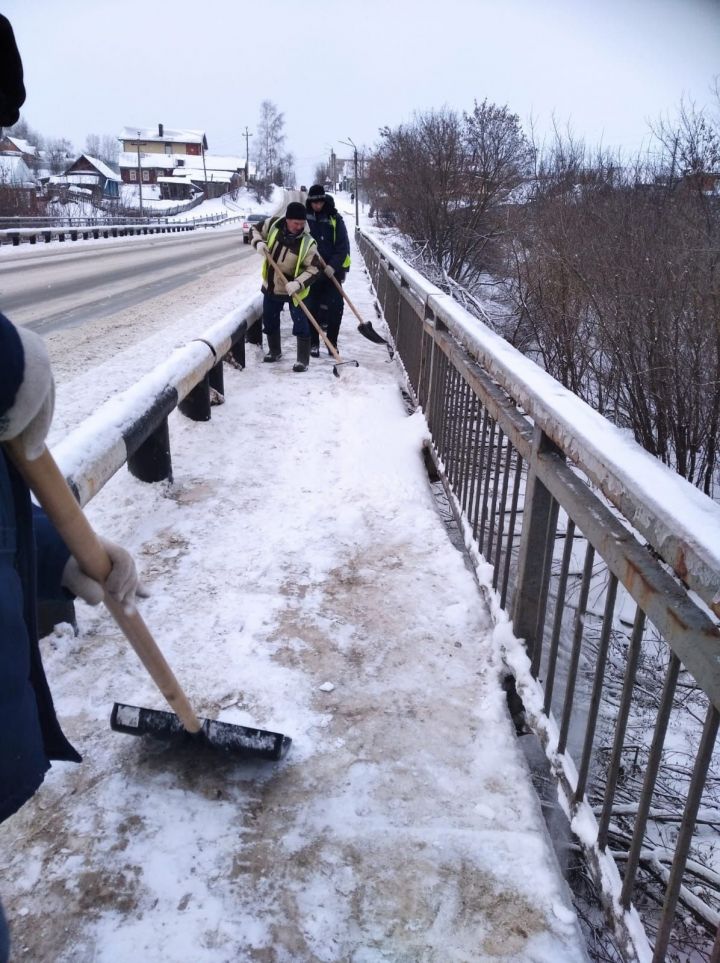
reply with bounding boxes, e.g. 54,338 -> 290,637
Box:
0,228 -> 588,962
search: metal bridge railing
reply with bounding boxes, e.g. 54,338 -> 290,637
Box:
357,227 -> 720,962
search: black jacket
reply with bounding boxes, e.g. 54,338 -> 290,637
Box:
305,196 -> 350,282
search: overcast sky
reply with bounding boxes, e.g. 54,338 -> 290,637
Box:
4,0 -> 719,184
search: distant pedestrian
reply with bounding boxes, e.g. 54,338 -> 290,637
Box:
304,185 -> 351,357
250,202 -> 320,373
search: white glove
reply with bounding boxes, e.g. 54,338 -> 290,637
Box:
255,240 -> 268,256
62,537 -> 147,608
0,326 -> 55,461
285,280 -> 302,297
323,264 -> 335,278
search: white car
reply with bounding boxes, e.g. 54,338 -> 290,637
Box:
242,213 -> 268,244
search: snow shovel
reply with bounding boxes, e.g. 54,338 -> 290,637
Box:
4,440 -> 291,762
264,249 -> 359,378
316,254 -> 394,360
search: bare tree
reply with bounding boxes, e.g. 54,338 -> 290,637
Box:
83,133 -> 119,169
45,137 -> 74,174
314,161 -> 330,185
366,101 -> 533,285
254,100 -> 287,184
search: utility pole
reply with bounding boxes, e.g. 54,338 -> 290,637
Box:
136,130 -> 144,219
201,135 -> 209,199
341,137 -> 359,224
243,126 -> 252,182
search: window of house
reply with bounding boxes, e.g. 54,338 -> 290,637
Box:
165,144 -> 172,155
129,169 -> 137,181
142,170 -> 149,182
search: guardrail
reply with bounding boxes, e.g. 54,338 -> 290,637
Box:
356,227 -> 720,962
54,293 -> 262,506
0,212 -> 245,247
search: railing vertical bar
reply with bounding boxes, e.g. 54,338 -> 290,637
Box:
456,380 -> 474,511
620,653 -> 681,908
598,607 -> 646,851
530,495 -> 561,679
558,542 -> 595,754
471,407 -> 490,540
450,376 -> 468,494
500,451 -> 523,610
477,418 -> 498,554
543,518 -> 576,715
447,369 -> 463,490
486,427 -> 505,566
462,392 -> 481,517
575,572 -> 619,802
492,436 -> 514,590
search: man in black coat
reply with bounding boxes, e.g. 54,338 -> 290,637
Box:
305,185 -> 351,357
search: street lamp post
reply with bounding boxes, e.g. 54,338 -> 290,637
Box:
341,137 -> 359,225
201,136 -> 209,199
243,126 -> 253,183
136,130 -> 144,219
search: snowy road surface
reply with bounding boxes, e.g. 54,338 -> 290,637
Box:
0,226 -> 252,334
0,216 -> 588,962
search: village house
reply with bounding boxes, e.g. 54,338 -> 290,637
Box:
118,124 -> 248,200
47,153 -> 121,204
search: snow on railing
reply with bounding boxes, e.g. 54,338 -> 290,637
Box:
53,294 -> 262,506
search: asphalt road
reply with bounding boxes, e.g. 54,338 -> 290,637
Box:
0,227 -> 254,334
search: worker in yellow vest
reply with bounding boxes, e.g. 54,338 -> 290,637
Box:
250,202 -> 320,372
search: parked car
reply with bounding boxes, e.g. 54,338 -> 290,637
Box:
242,212 -> 268,244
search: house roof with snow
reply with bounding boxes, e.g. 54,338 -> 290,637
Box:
2,135 -> 38,156
68,154 -> 121,181
119,126 -> 207,147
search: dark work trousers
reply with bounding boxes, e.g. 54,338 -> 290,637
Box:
262,292 -> 313,339
305,279 -> 345,348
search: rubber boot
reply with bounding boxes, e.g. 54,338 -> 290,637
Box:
293,337 -> 311,373
326,320 -> 340,356
263,330 -> 282,362
310,329 -> 320,358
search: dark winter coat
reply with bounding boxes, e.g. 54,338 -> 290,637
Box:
0,313 -> 80,825
305,196 -> 351,282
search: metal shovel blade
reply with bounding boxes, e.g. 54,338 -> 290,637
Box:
111,702 -> 291,761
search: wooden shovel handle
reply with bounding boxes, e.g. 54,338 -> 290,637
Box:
4,440 -> 202,733
263,248 -> 343,363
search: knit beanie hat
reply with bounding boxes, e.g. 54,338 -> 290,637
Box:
285,202 -> 307,220
308,184 -> 326,201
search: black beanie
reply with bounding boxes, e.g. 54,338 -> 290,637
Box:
285,201 -> 307,220
308,184 -> 326,200
0,16 -> 26,127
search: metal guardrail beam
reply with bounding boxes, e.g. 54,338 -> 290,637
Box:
53,295 -> 262,505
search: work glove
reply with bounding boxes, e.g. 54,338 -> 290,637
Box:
323,264 -> 335,278
285,280 -> 302,297
0,325 -> 54,461
255,240 -> 268,256
62,537 -> 147,608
